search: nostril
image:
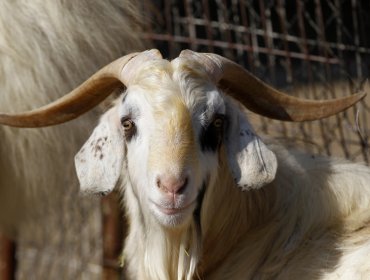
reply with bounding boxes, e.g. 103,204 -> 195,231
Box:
176,177 -> 188,194
157,175 -> 188,194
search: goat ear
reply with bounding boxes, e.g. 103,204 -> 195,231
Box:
224,102 -> 277,190
74,108 -> 124,195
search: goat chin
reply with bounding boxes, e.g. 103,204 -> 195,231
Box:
121,142 -> 370,279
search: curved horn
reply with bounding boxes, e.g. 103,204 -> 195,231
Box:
180,50 -> 367,122
0,49 -> 163,127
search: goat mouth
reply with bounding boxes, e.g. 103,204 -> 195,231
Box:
154,201 -> 195,215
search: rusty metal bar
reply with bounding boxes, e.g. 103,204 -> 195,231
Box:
296,0 -> 313,72
230,0 -> 244,58
240,0 -> 256,71
357,0 -> 370,163
165,0 -> 175,58
202,0 -> 215,52
317,1 -> 349,160
276,0 -> 293,84
167,17 -> 370,54
310,0 -> 331,156
296,0 -> 327,154
331,0 -> 351,159
315,0 -> 333,84
259,0 -> 275,83
351,0 -> 362,79
247,1 -> 268,133
141,33 -> 341,64
0,233 -> 16,280
260,0 -> 288,138
219,0 -> 235,58
102,191 -> 125,279
275,0 -> 293,138
184,0 -> 197,50
351,0 -> 369,163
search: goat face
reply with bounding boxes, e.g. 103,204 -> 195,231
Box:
1,50 -> 363,228
74,57 -> 277,228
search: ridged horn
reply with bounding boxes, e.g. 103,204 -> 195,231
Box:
0,49 -> 163,127
180,50 -> 367,122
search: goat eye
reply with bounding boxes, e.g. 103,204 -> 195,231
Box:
121,118 -> 136,140
200,115 -> 225,152
121,119 -> 134,131
121,117 -> 136,137
212,117 -> 224,128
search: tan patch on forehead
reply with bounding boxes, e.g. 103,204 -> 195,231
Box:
165,97 -> 192,140
149,95 -> 197,171
127,58 -> 198,171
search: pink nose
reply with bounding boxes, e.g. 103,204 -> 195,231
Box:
157,175 -> 188,194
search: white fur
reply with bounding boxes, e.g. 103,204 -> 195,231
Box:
76,56 -> 370,279
0,1 -> 144,277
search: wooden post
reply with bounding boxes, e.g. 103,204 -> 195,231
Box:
0,233 -> 16,280
102,191 -> 126,280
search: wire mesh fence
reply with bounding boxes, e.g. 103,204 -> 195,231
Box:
143,0 -> 370,163
2,1 -> 370,279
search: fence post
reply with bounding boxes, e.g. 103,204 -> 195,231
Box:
0,233 -> 16,280
102,191 -> 125,279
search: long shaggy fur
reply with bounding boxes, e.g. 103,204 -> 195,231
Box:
0,0 -> 144,277
71,54 -> 370,279
122,141 -> 370,279
116,59 -> 370,279
198,144 -> 370,279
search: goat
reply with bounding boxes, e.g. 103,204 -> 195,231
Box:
0,0 -> 144,277
1,49 -> 369,279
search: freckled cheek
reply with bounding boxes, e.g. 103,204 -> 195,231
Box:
90,137 -> 109,160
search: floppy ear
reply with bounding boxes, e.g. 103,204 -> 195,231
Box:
75,107 -> 125,195
225,101 -> 277,190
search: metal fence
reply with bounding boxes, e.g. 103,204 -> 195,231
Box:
143,0 -> 370,163
2,1 -> 370,279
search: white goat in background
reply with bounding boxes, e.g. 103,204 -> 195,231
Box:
1,50 -> 369,279
0,0 -> 143,277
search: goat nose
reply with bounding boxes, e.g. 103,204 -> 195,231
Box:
157,175 -> 188,194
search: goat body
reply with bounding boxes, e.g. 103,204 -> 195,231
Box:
71,55 -> 370,279
122,148 -> 370,279
193,146 -> 370,279
121,141 -> 370,280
